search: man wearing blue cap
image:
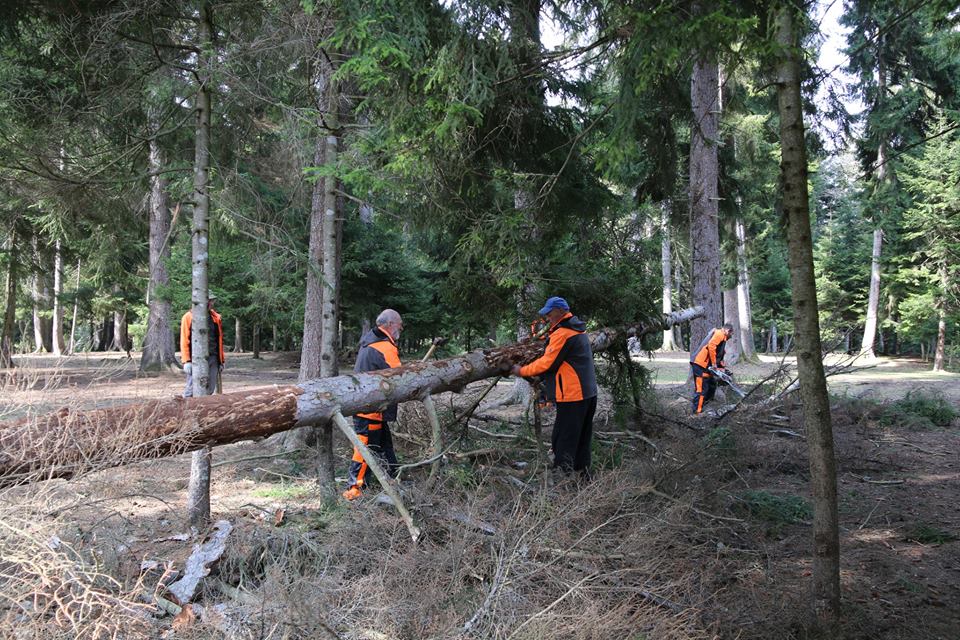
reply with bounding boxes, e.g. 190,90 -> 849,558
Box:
511,296 -> 598,475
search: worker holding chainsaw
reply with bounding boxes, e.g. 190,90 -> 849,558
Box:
690,323 -> 734,414
511,297 -> 597,476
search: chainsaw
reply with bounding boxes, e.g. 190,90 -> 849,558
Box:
707,366 -> 746,398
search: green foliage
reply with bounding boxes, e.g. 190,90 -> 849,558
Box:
884,391 -> 958,429
735,490 -> 812,534
904,524 -> 958,545
840,391 -> 958,430
705,426 -> 736,458
591,438 -> 625,471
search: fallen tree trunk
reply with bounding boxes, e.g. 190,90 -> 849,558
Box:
0,307 -> 702,485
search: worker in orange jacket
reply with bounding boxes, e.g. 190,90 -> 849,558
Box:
511,297 -> 597,475
690,323 -> 733,414
343,309 -> 404,501
180,295 -> 225,397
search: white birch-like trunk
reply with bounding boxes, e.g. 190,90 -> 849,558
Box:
660,200 -> 678,351
187,3 -> 214,529
860,228 -> 882,357
734,217 -> 756,360
1,234 -> 18,368
51,240 -> 65,355
233,317 -> 243,352
932,314 -> 946,372
68,259 -> 80,354
722,288 -> 741,364
315,72 -> 341,499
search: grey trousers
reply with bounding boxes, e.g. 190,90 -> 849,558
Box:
183,355 -> 221,397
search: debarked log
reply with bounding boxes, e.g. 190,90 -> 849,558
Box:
0,307 -> 702,485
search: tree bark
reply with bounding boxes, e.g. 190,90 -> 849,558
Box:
660,200 -> 678,351
252,324 -> 260,359
0,308 -> 703,485
860,228 -> 882,357
112,304 -> 128,352
722,289 -> 741,364
187,2 -> 214,530
932,314 -> 946,372
51,239 -> 65,356
734,217 -> 756,360
315,70 -> 342,500
31,237 -> 52,353
1,233 -> 18,369
689,52 -> 722,354
140,91 -> 177,372
233,317 -> 243,352
68,258 -> 80,354
775,3 -> 840,624
286,39 -> 339,460
298,134 -> 325,383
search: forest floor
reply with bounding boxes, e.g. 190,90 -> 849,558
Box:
0,350 -> 957,639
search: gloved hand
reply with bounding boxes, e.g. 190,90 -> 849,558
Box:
183,362 -> 192,375
218,363 -> 224,372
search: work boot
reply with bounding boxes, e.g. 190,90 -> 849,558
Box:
342,486 -> 363,501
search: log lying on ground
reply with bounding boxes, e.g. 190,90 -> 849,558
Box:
0,307 -> 702,485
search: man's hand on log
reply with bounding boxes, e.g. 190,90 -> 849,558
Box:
510,365 -> 522,376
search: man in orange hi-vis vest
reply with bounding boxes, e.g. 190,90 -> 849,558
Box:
343,309 -> 404,501
511,297 -> 597,476
179,295 -> 225,397
690,323 -> 733,414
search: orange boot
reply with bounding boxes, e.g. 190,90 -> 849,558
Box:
342,486 -> 363,501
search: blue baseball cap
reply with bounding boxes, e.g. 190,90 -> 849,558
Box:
538,296 -> 570,316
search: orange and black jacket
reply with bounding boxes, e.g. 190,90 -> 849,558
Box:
354,326 -> 402,422
691,328 -> 727,369
180,309 -> 225,365
519,313 -> 597,403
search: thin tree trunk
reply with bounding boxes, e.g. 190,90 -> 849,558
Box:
770,322 -> 778,353
734,217 -> 756,360
775,3 -> 840,624
233,318 -> 243,352
1,233 -> 18,369
140,91 -> 177,372
298,134 -> 325,383
660,200 -> 678,350
252,324 -> 260,359
860,228 -> 882,357
316,69 -> 342,500
187,3 -> 214,530
689,51 -> 722,353
722,288 -> 740,364
0,307 -> 704,484
51,239 -> 65,356
31,237 -> 51,353
932,314 -> 945,372
68,258 -> 80,354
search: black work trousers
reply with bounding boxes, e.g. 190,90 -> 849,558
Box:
552,396 -> 597,473
691,363 -> 717,413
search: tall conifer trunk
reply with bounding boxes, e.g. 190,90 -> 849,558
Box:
861,45 -> 891,358
187,2 -> 214,529
689,52 -> 722,352
140,81 -> 177,372
775,3 -> 840,624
